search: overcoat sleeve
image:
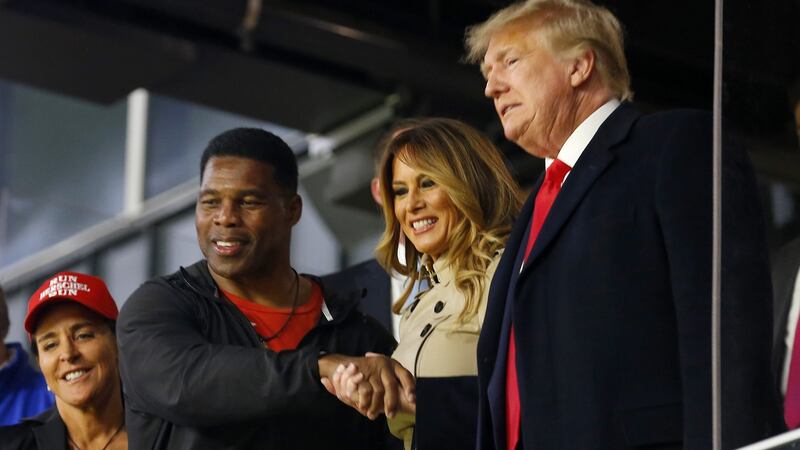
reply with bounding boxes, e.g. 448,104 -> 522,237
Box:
654,111 -> 775,447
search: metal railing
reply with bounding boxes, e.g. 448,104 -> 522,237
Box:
0,94 -> 396,292
738,429 -> 800,450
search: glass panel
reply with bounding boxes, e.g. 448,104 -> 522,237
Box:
154,210 -> 204,276
723,3 -> 800,250
96,234 -> 153,311
0,78 -> 127,268
145,94 -> 308,199
722,0 -> 800,445
291,184 -> 341,276
3,287 -> 33,351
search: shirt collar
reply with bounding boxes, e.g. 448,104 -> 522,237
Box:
545,98 -> 621,169
420,254 -> 452,286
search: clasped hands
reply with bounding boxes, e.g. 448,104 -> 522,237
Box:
319,352 -> 416,420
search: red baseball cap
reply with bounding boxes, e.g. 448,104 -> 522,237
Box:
24,271 -> 118,334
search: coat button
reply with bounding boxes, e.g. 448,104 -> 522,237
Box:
420,323 -> 432,337
434,301 -> 444,313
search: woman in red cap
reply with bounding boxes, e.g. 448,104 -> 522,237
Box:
0,272 -> 126,450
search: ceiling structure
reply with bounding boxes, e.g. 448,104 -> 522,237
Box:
0,0 -> 797,211
0,0 -> 718,136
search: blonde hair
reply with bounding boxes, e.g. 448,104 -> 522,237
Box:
465,0 -> 633,101
375,118 -> 522,322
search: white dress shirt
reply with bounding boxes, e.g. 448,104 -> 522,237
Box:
519,99 -> 621,274
545,98 -> 621,185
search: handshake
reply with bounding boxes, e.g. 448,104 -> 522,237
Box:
319,352 -> 416,420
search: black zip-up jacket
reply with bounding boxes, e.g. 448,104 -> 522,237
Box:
0,408 -> 67,450
117,261 -> 398,450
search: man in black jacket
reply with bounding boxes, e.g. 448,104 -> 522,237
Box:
117,128 -> 411,449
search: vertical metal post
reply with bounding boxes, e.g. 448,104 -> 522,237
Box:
125,88 -> 149,215
712,0 -> 724,448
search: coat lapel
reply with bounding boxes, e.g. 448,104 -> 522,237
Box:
519,103 -> 641,280
31,408 -> 67,450
481,180 -> 540,358
510,177 -> 543,280
481,186 -> 539,450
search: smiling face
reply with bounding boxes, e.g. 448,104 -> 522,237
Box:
482,20 -> 575,159
391,155 -> 460,261
34,303 -> 118,410
196,156 -> 301,285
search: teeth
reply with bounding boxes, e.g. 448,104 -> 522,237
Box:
65,370 -> 87,381
215,241 -> 238,247
412,219 -> 436,230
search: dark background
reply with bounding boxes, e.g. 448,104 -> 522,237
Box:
0,0 -> 798,246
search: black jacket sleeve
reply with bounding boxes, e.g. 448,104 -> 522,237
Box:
117,281 -> 324,427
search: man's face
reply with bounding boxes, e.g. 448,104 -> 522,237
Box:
196,156 -> 300,283
482,21 -> 575,159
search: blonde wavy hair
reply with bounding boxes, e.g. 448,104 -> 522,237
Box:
465,0 -> 633,101
375,118 -> 522,322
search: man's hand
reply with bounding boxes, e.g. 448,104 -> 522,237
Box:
319,353 -> 415,420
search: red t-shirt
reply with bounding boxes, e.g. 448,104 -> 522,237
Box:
223,280 -> 323,352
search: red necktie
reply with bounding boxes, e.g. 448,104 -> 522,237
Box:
506,159 -> 571,450
785,313 -> 800,428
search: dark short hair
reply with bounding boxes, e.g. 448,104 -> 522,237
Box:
200,128 -> 298,195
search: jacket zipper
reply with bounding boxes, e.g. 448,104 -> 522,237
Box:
220,296 -> 269,347
179,266 -> 362,349
179,266 -> 265,347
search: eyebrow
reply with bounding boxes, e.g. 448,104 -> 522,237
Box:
36,332 -> 56,343
238,190 -> 267,197
392,173 -> 430,185
199,189 -> 266,197
35,321 -> 96,343
481,48 -> 510,77
198,188 -> 219,197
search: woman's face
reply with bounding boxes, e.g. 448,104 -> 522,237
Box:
34,303 -> 119,410
391,156 -> 459,260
